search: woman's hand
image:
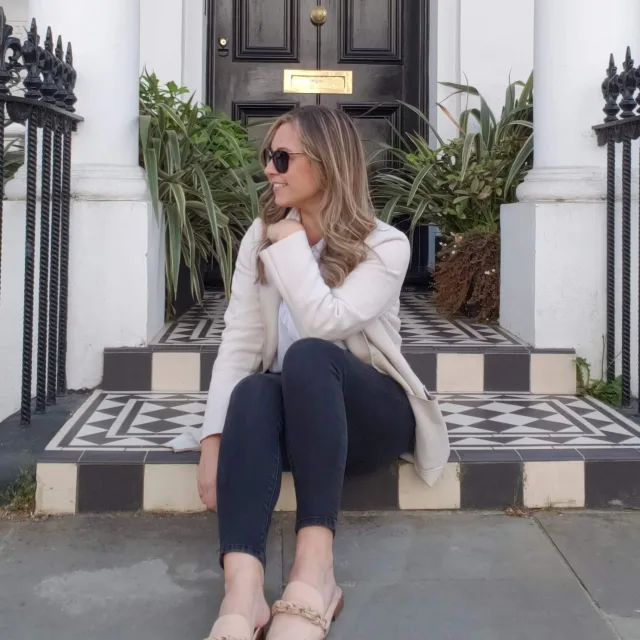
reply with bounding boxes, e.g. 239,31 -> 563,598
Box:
198,435 -> 221,510
267,220 -> 304,244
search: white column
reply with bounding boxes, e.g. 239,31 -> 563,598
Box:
0,0 -> 164,414
517,0 -> 640,202
500,0 -> 640,374
22,0 -> 147,199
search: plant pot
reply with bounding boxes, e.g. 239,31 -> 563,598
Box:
404,223 -> 434,288
202,258 -> 223,289
170,258 -> 204,319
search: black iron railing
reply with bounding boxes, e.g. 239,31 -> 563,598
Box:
594,47 -> 640,408
0,9 -> 83,425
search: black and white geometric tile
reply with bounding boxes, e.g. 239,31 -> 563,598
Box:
399,292 -> 524,348
439,394 -> 640,449
153,291 -> 227,346
46,393 -> 206,451
152,290 -> 525,349
45,391 -> 640,456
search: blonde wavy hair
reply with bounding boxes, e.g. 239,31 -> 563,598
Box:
257,106 -> 376,288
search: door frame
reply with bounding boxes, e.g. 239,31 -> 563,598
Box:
205,0 -> 435,138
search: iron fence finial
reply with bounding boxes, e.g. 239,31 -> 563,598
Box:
619,47 -> 638,118
23,18 -> 42,100
40,26 -> 57,104
54,35 -> 68,109
0,6 -> 13,95
602,53 -> 620,122
64,42 -> 77,112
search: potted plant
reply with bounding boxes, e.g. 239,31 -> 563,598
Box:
139,72 -> 265,318
371,74 -> 533,322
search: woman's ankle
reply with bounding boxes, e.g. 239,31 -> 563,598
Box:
219,552 -> 270,624
292,527 -> 335,578
219,576 -> 270,629
223,552 -> 265,588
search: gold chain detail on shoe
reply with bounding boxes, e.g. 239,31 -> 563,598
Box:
271,600 -> 329,634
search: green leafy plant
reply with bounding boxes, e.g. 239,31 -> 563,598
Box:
1,465 -> 36,513
4,135 -> 23,184
139,72 -> 264,311
575,356 -> 622,407
371,73 -> 533,235
370,74 -> 532,321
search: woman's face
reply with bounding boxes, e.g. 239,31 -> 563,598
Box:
265,122 -> 322,211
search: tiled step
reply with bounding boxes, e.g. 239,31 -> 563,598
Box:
36,391 -> 640,515
102,290 -> 577,395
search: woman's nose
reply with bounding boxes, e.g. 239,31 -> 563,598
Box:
264,158 -> 277,177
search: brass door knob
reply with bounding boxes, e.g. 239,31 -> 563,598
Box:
311,6 -> 328,25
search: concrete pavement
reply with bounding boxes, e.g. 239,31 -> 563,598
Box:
1,511 -> 638,639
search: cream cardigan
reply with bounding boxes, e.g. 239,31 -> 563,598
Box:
178,215 -> 450,486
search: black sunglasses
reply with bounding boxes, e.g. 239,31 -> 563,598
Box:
263,148 -> 304,174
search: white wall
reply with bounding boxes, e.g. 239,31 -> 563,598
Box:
0,198 -> 164,422
0,202 -> 40,422
0,1 -> 32,422
140,0 -> 205,103
2,0 -> 28,31
436,0 -> 534,139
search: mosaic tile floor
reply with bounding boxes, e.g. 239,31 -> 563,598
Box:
45,391 -> 640,457
153,290 -> 525,349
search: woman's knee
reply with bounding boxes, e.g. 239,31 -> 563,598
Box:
281,338 -> 341,378
225,374 -> 282,431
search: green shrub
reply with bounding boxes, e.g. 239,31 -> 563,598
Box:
139,72 -> 265,311
371,73 -> 533,235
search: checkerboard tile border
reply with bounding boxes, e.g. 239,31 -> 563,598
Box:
102,348 -> 577,394
36,459 -> 640,515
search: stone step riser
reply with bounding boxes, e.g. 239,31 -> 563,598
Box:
35,459 -> 640,516
102,348 -> 577,395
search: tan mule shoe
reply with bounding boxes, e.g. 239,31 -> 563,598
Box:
268,581 -> 344,639
206,613 -> 266,640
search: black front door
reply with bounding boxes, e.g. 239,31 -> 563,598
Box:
207,0 -> 430,149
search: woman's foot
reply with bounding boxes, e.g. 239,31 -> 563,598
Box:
286,560 -> 337,613
209,553 -> 271,639
289,526 -> 338,608
267,526 -> 341,639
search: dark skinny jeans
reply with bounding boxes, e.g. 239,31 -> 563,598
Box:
216,338 -> 415,567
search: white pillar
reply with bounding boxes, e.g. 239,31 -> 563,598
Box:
500,0 -> 640,374
22,0 -> 147,199
0,0 -> 164,414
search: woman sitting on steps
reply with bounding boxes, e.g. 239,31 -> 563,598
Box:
197,105 -> 450,640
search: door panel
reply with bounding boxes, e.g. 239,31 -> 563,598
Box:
210,0 -> 317,118
340,102 -> 402,162
232,101 -> 300,147
233,0 -> 299,60
340,0 -> 402,63
320,0 -> 427,143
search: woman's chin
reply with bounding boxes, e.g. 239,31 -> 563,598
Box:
274,191 -> 293,208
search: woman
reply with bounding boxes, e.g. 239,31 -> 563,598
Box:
198,106 -> 450,640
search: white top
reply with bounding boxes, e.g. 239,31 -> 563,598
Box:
269,237 -> 345,372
